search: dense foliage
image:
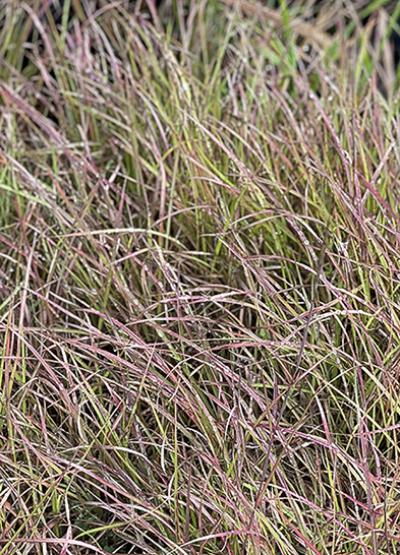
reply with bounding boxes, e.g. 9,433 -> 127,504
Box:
1,1 -> 400,553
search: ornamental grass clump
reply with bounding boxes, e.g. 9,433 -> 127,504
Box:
0,1 -> 400,554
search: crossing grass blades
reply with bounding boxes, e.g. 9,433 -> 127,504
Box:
1,1 -> 400,554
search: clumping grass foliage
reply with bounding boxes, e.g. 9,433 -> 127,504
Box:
1,1 -> 400,554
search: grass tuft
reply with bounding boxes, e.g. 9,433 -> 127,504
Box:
1,1 -> 400,553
